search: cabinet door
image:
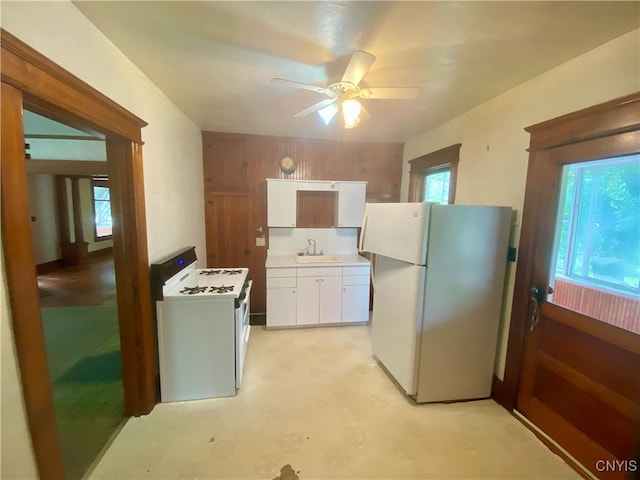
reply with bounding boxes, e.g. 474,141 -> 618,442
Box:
337,182 -> 367,227
266,287 -> 297,327
296,276 -> 320,325
342,284 -> 370,323
319,276 -> 343,324
267,181 -> 296,227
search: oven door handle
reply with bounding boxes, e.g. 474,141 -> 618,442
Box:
236,280 -> 252,308
243,281 -> 253,303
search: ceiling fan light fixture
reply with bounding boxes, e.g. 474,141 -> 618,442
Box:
318,103 -> 339,125
273,50 -> 420,130
342,98 -> 361,129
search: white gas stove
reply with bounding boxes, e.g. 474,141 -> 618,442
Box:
162,266 -> 249,299
150,247 -> 251,402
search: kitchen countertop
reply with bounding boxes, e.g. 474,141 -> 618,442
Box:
265,254 -> 371,268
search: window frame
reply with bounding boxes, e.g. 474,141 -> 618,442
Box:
91,175 -> 112,241
408,143 -> 461,203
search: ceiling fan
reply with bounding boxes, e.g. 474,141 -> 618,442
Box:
271,50 -> 420,129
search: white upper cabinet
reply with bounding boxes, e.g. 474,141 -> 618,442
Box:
267,179 -> 366,228
336,182 -> 367,227
267,179 -> 297,227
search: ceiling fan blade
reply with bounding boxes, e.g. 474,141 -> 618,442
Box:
293,97 -> 338,118
341,50 -> 376,86
271,78 -> 327,94
365,87 -> 421,99
359,104 -> 371,122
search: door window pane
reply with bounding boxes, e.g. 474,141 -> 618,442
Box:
93,185 -> 112,238
549,155 -> 640,333
424,170 -> 450,204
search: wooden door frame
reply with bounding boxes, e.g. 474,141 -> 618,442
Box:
494,92 -> 640,411
1,29 -> 158,479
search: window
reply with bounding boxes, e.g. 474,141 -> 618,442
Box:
408,144 -> 460,204
553,155 -> 639,296
92,177 -> 112,240
424,168 -> 451,204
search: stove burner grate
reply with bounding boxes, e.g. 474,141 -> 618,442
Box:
199,270 -> 222,275
210,285 -> 234,294
180,286 -> 208,295
222,269 -> 242,275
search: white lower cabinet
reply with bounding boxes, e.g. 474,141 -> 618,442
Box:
266,263 -> 370,328
342,281 -> 370,323
341,266 -> 371,323
296,274 -> 342,325
266,285 -> 297,327
266,269 -> 297,328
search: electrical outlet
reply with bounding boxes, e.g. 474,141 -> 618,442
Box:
256,237 -> 266,247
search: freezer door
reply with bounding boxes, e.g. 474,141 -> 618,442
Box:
371,255 -> 425,395
360,202 -> 430,265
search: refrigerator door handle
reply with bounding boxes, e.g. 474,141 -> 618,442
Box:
370,255 -> 376,290
358,203 -> 369,253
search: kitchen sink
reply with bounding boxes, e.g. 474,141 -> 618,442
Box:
295,255 -> 342,264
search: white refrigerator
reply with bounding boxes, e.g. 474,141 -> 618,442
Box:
360,202 -> 512,403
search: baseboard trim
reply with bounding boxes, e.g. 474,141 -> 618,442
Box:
491,375 -> 510,409
36,259 -> 64,275
36,247 -> 113,275
88,246 -> 113,257
513,410 -> 596,480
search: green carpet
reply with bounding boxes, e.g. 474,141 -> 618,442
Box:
41,306 -> 124,480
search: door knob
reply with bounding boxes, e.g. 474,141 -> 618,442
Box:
528,286 -> 544,331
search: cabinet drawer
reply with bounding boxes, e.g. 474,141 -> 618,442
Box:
343,265 -> 370,276
267,277 -> 296,288
343,275 -> 370,286
297,266 -> 342,277
267,267 -> 297,278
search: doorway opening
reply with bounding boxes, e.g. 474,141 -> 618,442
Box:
2,29 -> 157,478
25,109 -> 125,479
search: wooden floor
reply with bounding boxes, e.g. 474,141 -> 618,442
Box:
38,254 -> 117,307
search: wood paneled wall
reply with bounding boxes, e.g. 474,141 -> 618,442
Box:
202,131 -> 404,315
553,279 -> 640,334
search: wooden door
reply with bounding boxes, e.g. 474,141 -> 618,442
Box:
513,95 -> 640,480
205,194 -> 252,267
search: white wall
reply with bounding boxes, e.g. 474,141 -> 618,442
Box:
268,228 -> 359,255
28,176 -> 115,263
1,1 -> 206,477
27,175 -> 60,265
402,29 -> 640,380
0,245 -> 39,479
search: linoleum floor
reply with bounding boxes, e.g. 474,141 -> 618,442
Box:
89,325 -> 579,479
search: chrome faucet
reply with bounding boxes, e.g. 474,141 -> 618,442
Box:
306,238 -> 317,256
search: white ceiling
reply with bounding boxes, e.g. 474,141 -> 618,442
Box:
72,1 -> 639,143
